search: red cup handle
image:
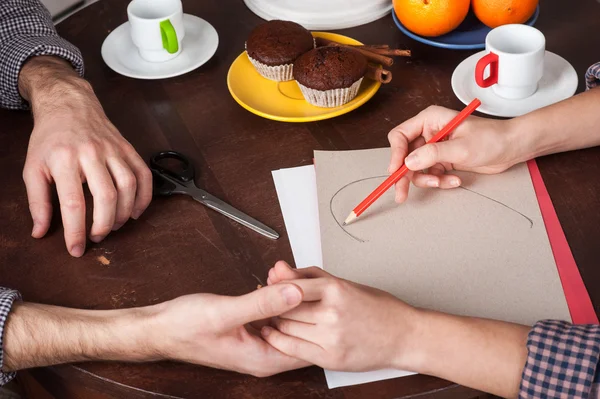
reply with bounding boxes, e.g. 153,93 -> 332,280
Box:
475,52 -> 499,88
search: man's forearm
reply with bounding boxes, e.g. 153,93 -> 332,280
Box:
0,0 -> 84,110
3,302 -> 161,372
401,310 -> 529,399
18,56 -> 94,118
509,87 -> 600,163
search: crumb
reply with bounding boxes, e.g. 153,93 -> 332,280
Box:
97,255 -> 110,266
257,284 -> 262,289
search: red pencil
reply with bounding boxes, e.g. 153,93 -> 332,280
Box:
343,98 -> 482,226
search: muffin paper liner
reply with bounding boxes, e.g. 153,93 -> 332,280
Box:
297,78 -> 363,108
247,54 -> 294,82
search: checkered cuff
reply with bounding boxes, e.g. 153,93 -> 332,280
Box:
0,0 -> 84,110
0,288 -> 21,386
519,320 -> 600,398
586,62 -> 600,91
0,34 -> 84,110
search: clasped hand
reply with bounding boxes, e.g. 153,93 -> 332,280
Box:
261,262 -> 420,373
155,280 -> 309,377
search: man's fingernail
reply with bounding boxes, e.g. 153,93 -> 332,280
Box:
282,286 -> 301,305
427,180 -> 439,188
131,210 -> 142,220
90,235 -> 103,243
31,223 -> 40,237
267,277 -> 272,285
261,326 -> 272,337
71,245 -> 85,257
405,154 -> 417,168
451,179 -> 460,187
112,222 -> 125,231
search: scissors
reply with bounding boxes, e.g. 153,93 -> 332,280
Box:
150,151 -> 279,240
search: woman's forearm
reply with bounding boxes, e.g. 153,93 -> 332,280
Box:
403,310 -> 530,398
509,87 -> 600,163
403,90 -> 600,397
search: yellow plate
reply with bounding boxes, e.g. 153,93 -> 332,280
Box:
227,32 -> 381,123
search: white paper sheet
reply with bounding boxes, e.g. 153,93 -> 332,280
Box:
272,166 -> 323,269
272,165 -> 414,388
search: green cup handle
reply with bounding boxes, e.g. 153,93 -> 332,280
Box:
160,19 -> 179,54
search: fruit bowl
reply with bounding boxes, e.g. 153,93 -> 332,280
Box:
392,5 -> 539,50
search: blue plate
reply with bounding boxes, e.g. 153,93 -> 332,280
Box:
392,6 -> 540,50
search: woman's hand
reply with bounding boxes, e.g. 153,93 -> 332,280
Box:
264,262 -> 529,398
387,106 -> 520,203
262,262 -> 420,372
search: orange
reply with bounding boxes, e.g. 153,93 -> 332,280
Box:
393,0 -> 470,37
472,0 -> 539,28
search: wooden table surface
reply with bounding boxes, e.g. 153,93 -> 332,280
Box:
2,0 -> 600,397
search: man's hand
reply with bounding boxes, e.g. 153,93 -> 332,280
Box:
387,106 -> 519,204
263,262 -> 420,372
4,283 -> 309,378
154,282 -> 310,377
18,56 -> 152,257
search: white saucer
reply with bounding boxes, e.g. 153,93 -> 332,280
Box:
244,0 -> 392,30
452,51 -> 578,118
101,14 -> 218,80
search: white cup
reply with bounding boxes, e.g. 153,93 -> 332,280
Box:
475,24 -> 545,100
127,0 -> 185,63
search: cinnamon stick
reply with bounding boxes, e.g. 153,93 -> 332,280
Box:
365,48 -> 411,57
355,44 -> 390,50
354,46 -> 394,67
315,37 -> 398,66
329,43 -> 394,66
366,64 -> 392,84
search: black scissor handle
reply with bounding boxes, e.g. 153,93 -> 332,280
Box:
149,151 -> 195,183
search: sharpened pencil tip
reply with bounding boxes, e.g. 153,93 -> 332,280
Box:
343,212 -> 357,226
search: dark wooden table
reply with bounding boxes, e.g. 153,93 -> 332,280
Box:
2,0 -> 600,397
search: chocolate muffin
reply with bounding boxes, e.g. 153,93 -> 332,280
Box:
293,46 -> 367,107
246,20 -> 315,82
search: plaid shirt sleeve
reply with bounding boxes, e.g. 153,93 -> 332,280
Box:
586,62 -> 600,90
0,0 -> 84,110
519,320 -> 600,398
0,288 -> 22,386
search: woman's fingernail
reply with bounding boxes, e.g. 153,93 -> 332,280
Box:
131,210 -> 142,220
261,326 -> 272,337
405,153 -> 417,168
282,286 -> 302,305
427,180 -> 439,188
267,277 -> 272,285
451,179 -> 460,187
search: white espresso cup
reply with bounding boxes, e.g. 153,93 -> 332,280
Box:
475,24 -> 545,100
127,0 -> 185,63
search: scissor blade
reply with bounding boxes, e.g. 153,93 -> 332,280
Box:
191,189 -> 279,240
